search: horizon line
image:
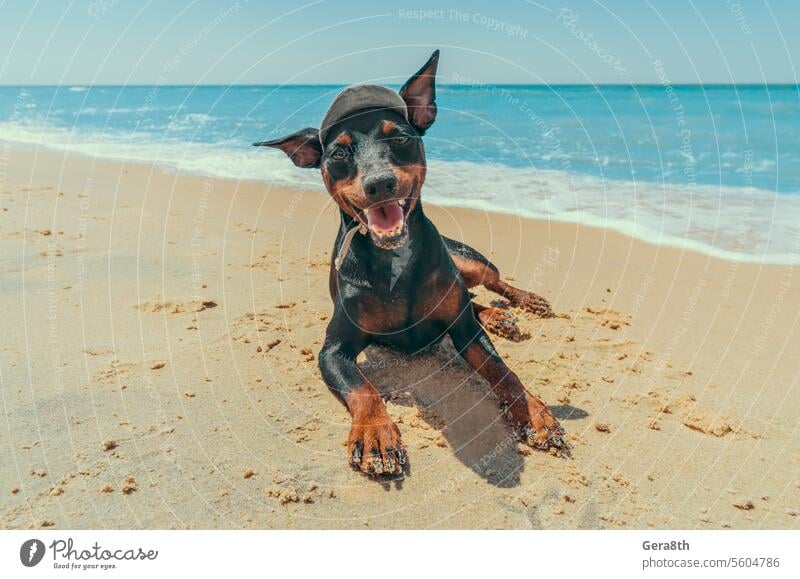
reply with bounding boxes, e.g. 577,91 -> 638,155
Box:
0,82 -> 799,88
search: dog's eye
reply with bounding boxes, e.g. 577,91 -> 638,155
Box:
331,147 -> 348,161
394,135 -> 410,145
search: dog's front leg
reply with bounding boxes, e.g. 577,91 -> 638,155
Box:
318,327 -> 406,475
448,308 -> 570,456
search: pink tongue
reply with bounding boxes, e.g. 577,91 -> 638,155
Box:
364,202 -> 403,233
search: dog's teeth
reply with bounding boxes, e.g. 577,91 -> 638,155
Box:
399,199 -> 406,207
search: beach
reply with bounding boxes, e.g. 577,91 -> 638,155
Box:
1,146 -> 799,529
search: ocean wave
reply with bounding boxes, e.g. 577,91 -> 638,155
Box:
1,121 -> 797,265
167,113 -> 214,127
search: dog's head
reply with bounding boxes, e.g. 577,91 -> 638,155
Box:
255,50 -> 439,249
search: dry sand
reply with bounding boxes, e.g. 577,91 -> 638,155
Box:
1,148 -> 799,529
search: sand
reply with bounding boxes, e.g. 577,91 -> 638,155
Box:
1,147 -> 799,529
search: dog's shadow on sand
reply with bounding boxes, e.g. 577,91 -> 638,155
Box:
359,339 -> 586,488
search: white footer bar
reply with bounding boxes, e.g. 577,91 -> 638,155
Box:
1,530 -> 797,578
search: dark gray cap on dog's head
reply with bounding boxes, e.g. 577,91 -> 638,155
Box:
319,85 -> 408,144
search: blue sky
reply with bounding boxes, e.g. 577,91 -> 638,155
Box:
0,0 -> 798,85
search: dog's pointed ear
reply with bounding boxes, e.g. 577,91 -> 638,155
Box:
399,49 -> 439,135
253,127 -> 322,168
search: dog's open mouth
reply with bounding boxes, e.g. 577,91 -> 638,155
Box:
359,199 -> 411,249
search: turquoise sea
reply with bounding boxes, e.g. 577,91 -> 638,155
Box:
1,84 -> 798,263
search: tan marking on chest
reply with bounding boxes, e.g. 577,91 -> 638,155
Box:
356,296 -> 410,334
412,277 -> 463,323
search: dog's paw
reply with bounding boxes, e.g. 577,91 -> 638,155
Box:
506,393 -> 571,457
478,308 -> 530,342
515,292 -> 556,318
347,417 -> 407,476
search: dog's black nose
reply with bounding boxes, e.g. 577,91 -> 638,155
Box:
363,172 -> 397,198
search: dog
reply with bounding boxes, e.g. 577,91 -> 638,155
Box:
255,50 -> 569,476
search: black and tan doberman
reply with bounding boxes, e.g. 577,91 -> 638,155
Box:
255,50 -> 569,476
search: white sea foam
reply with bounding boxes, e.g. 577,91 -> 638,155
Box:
167,113 -> 214,129
1,121 -> 798,264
